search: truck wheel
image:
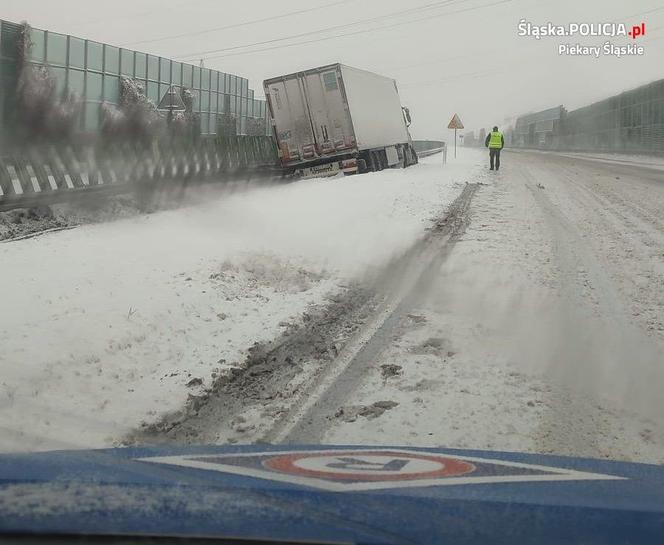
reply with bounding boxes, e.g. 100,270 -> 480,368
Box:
403,146 -> 411,167
400,148 -> 407,168
377,151 -> 385,171
411,145 -> 419,165
405,145 -> 417,167
369,152 -> 378,172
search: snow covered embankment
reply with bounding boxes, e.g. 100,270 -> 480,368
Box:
0,151 -> 484,452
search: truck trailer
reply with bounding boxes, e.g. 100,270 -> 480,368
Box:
263,64 -> 418,177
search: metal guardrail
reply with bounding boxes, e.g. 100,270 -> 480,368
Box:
412,139 -> 445,152
416,146 -> 445,158
415,145 -> 447,165
0,136 -> 278,212
412,140 -> 447,163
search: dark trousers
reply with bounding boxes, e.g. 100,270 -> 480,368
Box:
489,148 -> 501,170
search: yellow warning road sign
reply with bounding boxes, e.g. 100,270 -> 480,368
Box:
447,113 -> 464,130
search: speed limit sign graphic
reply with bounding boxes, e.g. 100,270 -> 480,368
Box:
263,451 -> 474,482
138,448 -> 621,492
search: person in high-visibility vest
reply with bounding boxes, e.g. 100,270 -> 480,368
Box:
484,126 -> 505,171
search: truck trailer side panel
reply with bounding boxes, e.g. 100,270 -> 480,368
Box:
301,66 -> 356,155
265,65 -> 355,164
339,65 -> 410,151
265,76 -> 316,163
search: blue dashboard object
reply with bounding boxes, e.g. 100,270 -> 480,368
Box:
1,445 -> 663,544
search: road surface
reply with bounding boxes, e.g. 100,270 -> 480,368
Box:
313,150 -> 664,463
127,150 -> 664,465
1,150 -> 664,463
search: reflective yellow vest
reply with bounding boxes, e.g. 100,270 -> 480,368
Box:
488,131 -> 503,149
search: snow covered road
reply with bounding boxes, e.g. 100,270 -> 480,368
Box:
3,148 -> 663,464
0,152 -> 478,452
318,151 -> 664,464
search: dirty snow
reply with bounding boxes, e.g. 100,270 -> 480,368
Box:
0,152 -> 482,452
0,196 -> 146,241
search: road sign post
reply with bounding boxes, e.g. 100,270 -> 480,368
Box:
447,113 -> 464,159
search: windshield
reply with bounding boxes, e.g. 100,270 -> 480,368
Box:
1,0 -> 663,542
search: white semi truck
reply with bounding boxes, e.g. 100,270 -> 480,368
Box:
263,64 -> 418,177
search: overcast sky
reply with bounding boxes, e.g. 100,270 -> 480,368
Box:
3,0 -> 663,139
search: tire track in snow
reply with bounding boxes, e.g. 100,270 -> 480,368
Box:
124,183 -> 481,447
269,183 -> 480,444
